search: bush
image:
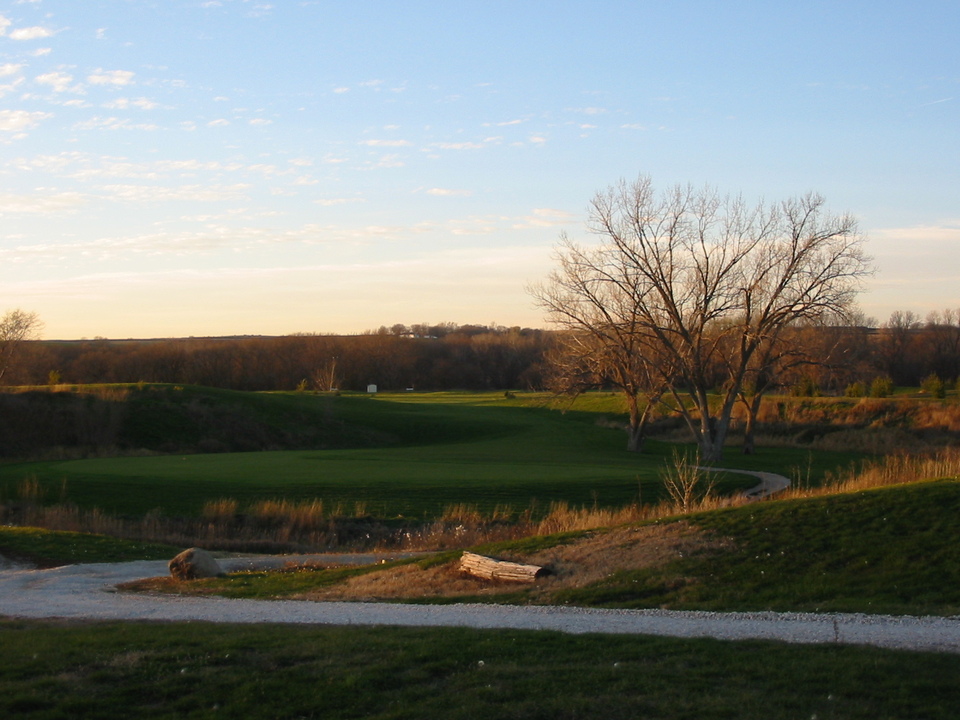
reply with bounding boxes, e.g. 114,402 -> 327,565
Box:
844,381 -> 866,398
869,376 -> 894,398
921,373 -> 946,399
790,376 -> 820,397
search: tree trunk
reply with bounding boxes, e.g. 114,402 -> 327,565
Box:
626,423 -> 645,452
625,394 -> 649,452
699,407 -> 734,464
741,397 -> 758,455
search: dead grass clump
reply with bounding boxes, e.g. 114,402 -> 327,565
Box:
781,446 -> 960,501
913,403 -> 960,432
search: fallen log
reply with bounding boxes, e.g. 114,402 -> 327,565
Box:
459,551 -> 546,583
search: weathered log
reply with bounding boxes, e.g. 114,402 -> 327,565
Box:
459,551 -> 546,583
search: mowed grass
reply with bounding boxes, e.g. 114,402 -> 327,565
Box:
552,477 -> 960,616
0,391 -> 859,519
2,620 -> 959,720
0,526 -> 178,567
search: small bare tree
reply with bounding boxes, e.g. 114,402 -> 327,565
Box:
313,356 -> 342,392
533,176 -> 872,462
660,449 -> 714,513
0,309 -> 42,382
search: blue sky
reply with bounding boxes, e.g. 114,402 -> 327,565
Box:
1,0 -> 957,339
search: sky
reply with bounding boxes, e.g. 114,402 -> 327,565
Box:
1,0 -> 958,340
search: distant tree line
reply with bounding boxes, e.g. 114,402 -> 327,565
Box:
4,324 -> 551,392
2,314 -> 959,397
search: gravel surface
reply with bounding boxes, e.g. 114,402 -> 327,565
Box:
2,558 -> 959,654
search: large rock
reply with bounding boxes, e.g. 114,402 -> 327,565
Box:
168,547 -> 223,580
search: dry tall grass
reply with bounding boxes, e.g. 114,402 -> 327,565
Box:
3,447 -> 958,553
780,447 -> 960,501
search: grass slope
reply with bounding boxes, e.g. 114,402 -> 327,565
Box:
156,478 -> 960,617
2,620 -> 958,720
0,390 -> 859,519
0,526 -> 178,567
554,478 -> 960,616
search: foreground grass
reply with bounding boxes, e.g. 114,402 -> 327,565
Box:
2,620 -> 958,719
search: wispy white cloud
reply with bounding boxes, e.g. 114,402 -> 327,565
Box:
207,118 -> 231,127
368,154 -> 405,168
102,97 -> 160,110
249,117 -> 272,126
9,25 -> 53,40
99,183 -> 251,203
513,208 -> 578,229
360,139 -> 411,147
0,109 -> 51,132
870,222 -> 960,247
315,197 -> 365,206
426,188 -> 472,197
0,191 -> 87,214
36,71 -> 81,93
0,63 -> 23,76
9,152 -> 296,182
0,76 -> 24,98
430,141 -> 484,150
245,3 -> 274,18
87,69 -> 135,86
483,118 -> 525,127
73,116 -> 159,131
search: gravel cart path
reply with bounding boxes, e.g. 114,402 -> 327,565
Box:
2,559 -> 959,654
4,471 -> 958,654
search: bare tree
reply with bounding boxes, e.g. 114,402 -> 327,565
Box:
546,329 -> 668,451
0,309 -> 42,382
532,176 -> 871,463
313,356 -> 342,392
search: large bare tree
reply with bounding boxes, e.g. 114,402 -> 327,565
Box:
532,176 -> 871,463
0,309 -> 42,382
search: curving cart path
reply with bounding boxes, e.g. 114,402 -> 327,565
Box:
2,470 -> 959,654
0,558 -> 959,654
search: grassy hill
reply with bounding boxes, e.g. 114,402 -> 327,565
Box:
0,387 -> 861,520
3,389 -> 959,719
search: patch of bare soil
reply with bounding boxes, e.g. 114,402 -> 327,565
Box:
294,522 -> 731,603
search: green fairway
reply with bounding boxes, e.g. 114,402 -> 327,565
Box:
0,391 -> 862,518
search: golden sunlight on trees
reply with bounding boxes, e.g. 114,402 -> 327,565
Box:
532,176 -> 873,462
0,309 -> 42,382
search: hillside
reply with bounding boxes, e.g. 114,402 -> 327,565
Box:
0,385 -> 516,459
164,477 -> 960,618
